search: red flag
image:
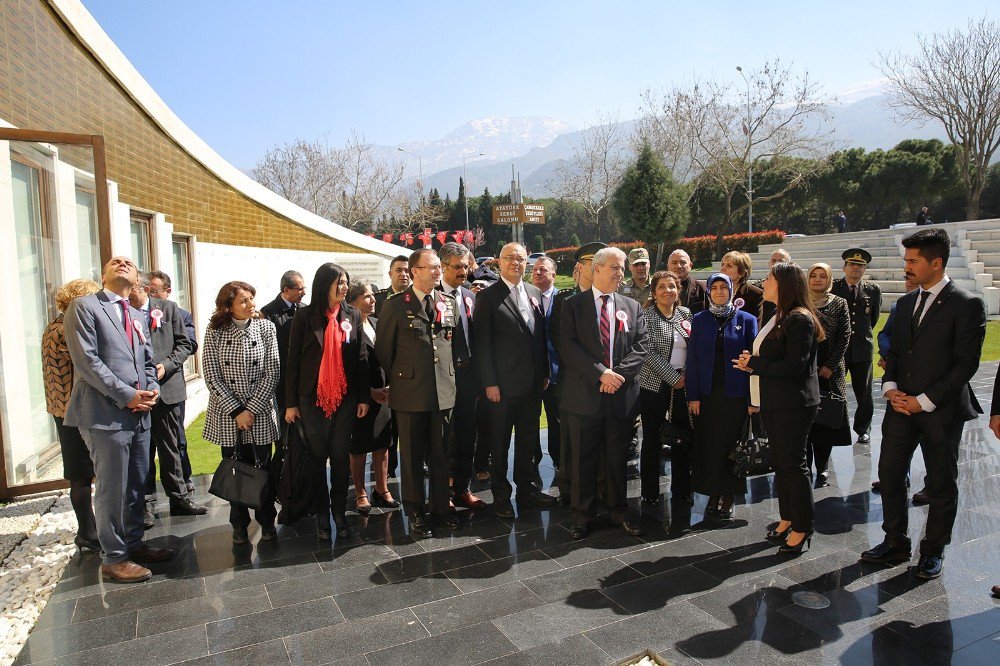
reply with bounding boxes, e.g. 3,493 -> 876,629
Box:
381,233 -> 393,243
436,231 -> 448,245
464,230 -> 475,245
418,230 -> 432,247
451,231 -> 464,243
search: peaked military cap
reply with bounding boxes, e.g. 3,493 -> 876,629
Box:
575,241 -> 608,262
842,248 -> 872,265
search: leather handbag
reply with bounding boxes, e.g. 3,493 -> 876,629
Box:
730,412 -> 773,477
659,387 -> 693,453
813,379 -> 847,429
210,431 -> 270,511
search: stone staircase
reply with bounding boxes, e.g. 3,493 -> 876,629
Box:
691,218 -> 1000,315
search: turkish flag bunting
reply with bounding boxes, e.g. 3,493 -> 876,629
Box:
464,230 -> 475,245
381,233 -> 393,243
451,232 -> 464,243
436,231 -> 448,245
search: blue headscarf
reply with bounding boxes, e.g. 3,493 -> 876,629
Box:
706,272 -> 736,317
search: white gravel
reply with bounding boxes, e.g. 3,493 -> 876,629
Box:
0,493 -> 78,666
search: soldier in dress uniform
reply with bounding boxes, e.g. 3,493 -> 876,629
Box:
373,255 -> 412,318
830,248 -> 882,443
619,248 -> 652,306
375,249 -> 459,537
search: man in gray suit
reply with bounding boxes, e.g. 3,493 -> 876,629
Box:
129,272 -> 206,527
64,256 -> 173,583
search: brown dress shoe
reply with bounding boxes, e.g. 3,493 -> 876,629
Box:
101,560 -> 151,583
130,544 -> 174,563
453,491 -> 486,509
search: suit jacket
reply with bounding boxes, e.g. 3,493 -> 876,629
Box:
679,277 -> 708,314
540,286 -> 560,381
747,311 -> 820,409
883,280 -> 985,423
991,364 -> 999,417
473,279 -> 549,397
63,291 -> 158,431
686,309 -> 758,403
180,307 -> 198,354
284,303 -> 369,410
144,298 -> 195,405
559,290 -> 648,420
375,287 -> 458,412
831,277 -> 882,364
260,295 -> 300,410
442,283 -> 475,365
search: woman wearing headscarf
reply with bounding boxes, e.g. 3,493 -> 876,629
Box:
43,278 -> 102,553
202,281 -> 280,544
686,273 -> 759,519
804,263 -> 851,486
735,261 -> 824,554
285,264 -> 370,539
720,251 -> 763,321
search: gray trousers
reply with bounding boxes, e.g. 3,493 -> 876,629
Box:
81,426 -> 150,565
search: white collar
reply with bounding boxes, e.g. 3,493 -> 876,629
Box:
102,288 -> 126,304
591,285 -> 614,302
918,274 -> 950,300
501,276 -> 523,292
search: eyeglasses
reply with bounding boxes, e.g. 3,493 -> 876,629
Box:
445,263 -> 469,271
412,265 -> 441,272
501,256 -> 526,265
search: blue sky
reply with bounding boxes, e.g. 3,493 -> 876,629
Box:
81,1 -> 995,169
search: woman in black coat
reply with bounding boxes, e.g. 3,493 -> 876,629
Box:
735,261 -> 823,555
285,263 -> 370,539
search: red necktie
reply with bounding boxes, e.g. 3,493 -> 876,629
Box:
599,294 -> 611,368
119,300 -> 133,343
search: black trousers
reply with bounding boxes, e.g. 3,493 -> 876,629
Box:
487,391 -> 543,502
565,399 -> 632,525
639,385 -> 689,502
450,365 -> 478,495
178,400 -> 192,481
762,406 -> 817,533
221,441 -> 277,529
474,395 -> 490,473
300,398 -> 356,521
397,409 -> 452,518
145,400 -> 188,503
846,360 -> 875,436
542,383 -> 561,467
879,410 -> 963,556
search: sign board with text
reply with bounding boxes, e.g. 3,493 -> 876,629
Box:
492,203 -> 545,225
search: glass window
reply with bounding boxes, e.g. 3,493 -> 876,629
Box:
2,158 -> 60,486
172,237 -> 198,376
130,215 -> 151,271
75,189 -> 100,282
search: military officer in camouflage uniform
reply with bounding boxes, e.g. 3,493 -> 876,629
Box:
375,249 -> 459,536
619,247 -> 652,306
831,248 -> 882,443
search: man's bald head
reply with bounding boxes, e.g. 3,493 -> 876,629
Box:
770,249 -> 791,267
667,249 -> 692,280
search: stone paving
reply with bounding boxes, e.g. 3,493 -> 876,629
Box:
12,363 -> 1000,665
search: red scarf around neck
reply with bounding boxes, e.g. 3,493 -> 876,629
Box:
316,304 -> 348,417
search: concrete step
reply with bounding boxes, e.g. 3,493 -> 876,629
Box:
742,266 -> 976,281
757,218 -> 1000,252
970,240 -> 1000,253
734,253 -> 968,271
879,278 -> 979,292
967,230 -> 1000,241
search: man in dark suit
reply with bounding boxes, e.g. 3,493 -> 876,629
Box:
560,247 -> 648,539
375,249 -> 459,536
64,256 -> 171,583
861,229 -> 986,579
146,270 -> 198,493
532,256 -> 561,471
129,273 -> 205,528
439,243 -> 484,509
474,242 -> 555,518
831,248 -> 882,443
374,255 -> 411,317
668,249 -> 707,314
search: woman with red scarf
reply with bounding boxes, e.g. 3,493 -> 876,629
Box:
285,263 -> 370,539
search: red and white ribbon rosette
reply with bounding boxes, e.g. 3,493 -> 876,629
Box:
464,295 -> 473,318
530,295 -> 540,310
681,320 -> 692,335
150,307 -> 163,331
133,318 -> 147,344
615,309 -> 629,332
733,298 -> 746,310
435,299 -> 447,324
339,319 -> 352,343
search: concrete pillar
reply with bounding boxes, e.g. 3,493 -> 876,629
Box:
983,287 -> 999,316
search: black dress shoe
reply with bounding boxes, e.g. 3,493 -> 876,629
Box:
130,544 -> 175,563
316,517 -> 332,540
233,526 -> 249,544
991,584 -> 1000,598
814,472 -> 830,488
871,480 -> 881,493
915,554 -> 944,579
259,525 -> 277,541
554,495 -> 570,508
617,520 -> 645,537
912,489 -> 930,505
518,489 -> 557,508
569,523 -> 589,540
143,505 -> 155,529
860,541 -> 911,565
437,514 -> 461,531
494,499 -> 515,518
409,513 -> 434,537
74,535 -> 101,554
334,515 -> 352,538
857,433 -> 871,444
169,498 -> 209,516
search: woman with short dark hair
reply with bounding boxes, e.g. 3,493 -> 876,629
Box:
735,261 -> 825,554
202,281 -> 280,544
285,264 -> 370,539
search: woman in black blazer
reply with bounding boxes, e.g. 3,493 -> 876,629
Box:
735,261 -> 824,554
285,263 -> 370,539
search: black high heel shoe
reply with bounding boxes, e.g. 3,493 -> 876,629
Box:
372,489 -> 400,508
778,530 -> 813,555
74,535 -> 101,554
766,524 -> 792,542
355,494 -> 372,515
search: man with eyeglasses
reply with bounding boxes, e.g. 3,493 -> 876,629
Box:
375,249 -> 459,537
474,243 -> 555,518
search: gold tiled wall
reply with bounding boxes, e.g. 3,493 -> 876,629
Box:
0,0 -> 356,252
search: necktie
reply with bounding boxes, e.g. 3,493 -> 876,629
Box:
911,291 -> 931,333
850,284 -> 858,302
424,294 -> 434,321
119,300 -> 133,343
599,294 -> 611,368
513,285 -> 532,328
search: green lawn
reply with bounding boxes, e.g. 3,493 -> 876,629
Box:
554,274 -> 575,290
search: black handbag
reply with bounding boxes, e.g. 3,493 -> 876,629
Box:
210,432 -> 270,510
730,412 -> 773,477
813,379 -> 847,429
659,388 -> 693,453
276,421 -> 319,525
